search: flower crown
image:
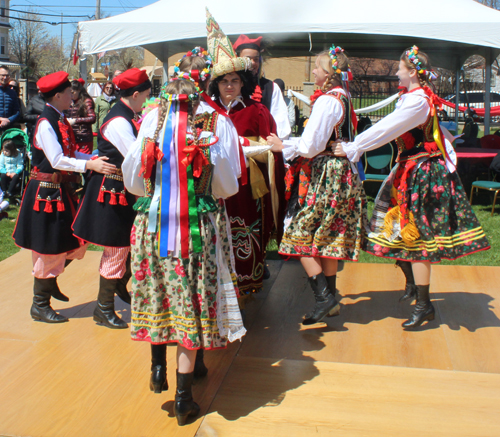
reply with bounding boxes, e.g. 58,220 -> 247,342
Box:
173,47 -> 212,83
160,83 -> 199,102
406,46 -> 438,81
328,44 -> 352,82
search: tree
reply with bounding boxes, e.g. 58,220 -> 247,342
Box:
9,9 -> 49,79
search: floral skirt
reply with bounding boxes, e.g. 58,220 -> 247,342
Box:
279,156 -> 367,260
364,156 -> 490,262
130,203 -> 244,349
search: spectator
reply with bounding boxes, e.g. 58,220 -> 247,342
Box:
24,90 -> 45,143
0,66 -> 20,133
93,81 -> 117,134
274,78 -> 296,131
9,80 -> 26,128
0,186 -> 9,220
65,80 -> 96,154
0,138 -> 23,198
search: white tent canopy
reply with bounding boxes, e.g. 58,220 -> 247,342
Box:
78,0 -> 500,70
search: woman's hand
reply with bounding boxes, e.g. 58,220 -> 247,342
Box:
266,133 -> 284,152
332,141 -> 347,157
67,118 -> 76,126
86,156 -> 117,175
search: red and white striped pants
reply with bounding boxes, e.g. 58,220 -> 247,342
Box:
99,246 -> 130,279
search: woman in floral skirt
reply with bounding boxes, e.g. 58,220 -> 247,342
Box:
334,46 -> 490,328
267,45 -> 367,325
122,79 -> 245,426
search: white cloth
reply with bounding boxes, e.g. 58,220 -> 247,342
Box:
270,82 -> 291,140
341,88 -> 457,172
35,120 -> 91,173
101,116 -> 136,158
282,89 -> 346,162
123,107 -> 240,200
284,96 -> 296,128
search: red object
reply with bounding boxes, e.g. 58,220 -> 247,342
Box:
233,35 -> 263,50
77,78 -> 85,85
182,144 -> 210,178
37,71 -> 69,94
251,85 -> 262,102
140,139 -> 164,179
455,148 -> 499,158
177,102 -> 190,259
437,96 -> 500,117
73,48 -> 78,66
113,68 -> 148,90
480,135 -> 500,149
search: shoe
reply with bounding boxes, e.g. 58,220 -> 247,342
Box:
150,344 -> 168,393
262,264 -> 271,280
174,371 -> 200,426
93,276 -> 128,329
193,349 -> 208,379
35,277 -> 70,302
115,253 -> 132,305
395,260 -> 418,302
302,273 -> 339,325
325,274 -> 340,317
31,278 -> 68,323
402,285 -> 435,328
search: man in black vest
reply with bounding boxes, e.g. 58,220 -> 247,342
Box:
13,71 -> 116,323
72,68 -> 151,329
233,35 -> 291,140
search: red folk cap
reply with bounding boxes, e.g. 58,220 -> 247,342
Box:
37,71 -> 70,94
113,68 -> 149,90
233,35 -> 263,50
77,78 -> 85,85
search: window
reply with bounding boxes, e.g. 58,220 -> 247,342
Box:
0,1 -> 5,18
0,37 -> 5,55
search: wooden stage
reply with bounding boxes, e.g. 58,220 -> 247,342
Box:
1,250 -> 500,436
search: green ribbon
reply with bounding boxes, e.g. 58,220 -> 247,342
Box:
197,195 -> 218,214
133,196 -> 152,213
186,164 -> 202,253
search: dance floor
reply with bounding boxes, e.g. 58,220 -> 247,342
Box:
1,250 -> 500,436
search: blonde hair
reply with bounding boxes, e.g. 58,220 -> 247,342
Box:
153,79 -> 201,143
317,50 -> 349,92
400,48 -> 433,88
178,56 -> 210,91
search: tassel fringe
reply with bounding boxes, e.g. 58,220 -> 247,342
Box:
44,200 -> 53,213
118,191 -> 128,206
33,197 -> 40,211
109,191 -> 117,205
97,188 -> 105,203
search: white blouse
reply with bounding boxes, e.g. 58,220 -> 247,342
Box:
101,117 -> 137,158
122,106 -> 240,200
282,88 -> 347,162
270,82 -> 292,140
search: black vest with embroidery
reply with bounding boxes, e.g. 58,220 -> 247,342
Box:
325,91 -> 353,151
32,105 -> 65,174
97,100 -> 138,167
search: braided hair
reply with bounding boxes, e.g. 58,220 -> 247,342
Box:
316,50 -> 350,92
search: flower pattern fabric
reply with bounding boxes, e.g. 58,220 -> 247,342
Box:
279,156 -> 367,260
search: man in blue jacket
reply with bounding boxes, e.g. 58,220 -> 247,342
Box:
0,66 -> 20,132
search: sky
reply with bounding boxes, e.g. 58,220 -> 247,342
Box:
10,0 -> 157,49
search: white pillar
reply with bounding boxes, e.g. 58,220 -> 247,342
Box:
79,57 -> 87,83
162,44 -> 169,85
484,49 -> 492,135
455,67 -> 460,129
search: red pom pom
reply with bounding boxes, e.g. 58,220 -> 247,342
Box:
119,191 -> 128,206
57,199 -> 65,212
109,191 -> 117,205
33,198 -> 40,212
44,200 -> 53,213
97,188 -> 104,203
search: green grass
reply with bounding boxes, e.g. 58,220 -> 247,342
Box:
2,196 -> 498,265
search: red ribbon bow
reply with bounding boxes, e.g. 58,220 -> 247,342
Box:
140,139 -> 164,179
181,144 -> 209,177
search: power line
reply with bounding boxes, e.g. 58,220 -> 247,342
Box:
23,5 -> 139,8
7,7 -> 92,17
9,15 -> 81,25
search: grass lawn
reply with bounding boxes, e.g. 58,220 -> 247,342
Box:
1,193 -> 498,266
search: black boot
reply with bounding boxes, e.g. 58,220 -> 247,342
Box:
402,285 -> 435,328
194,349 -> 208,379
31,278 -> 68,323
150,344 -> 168,393
93,276 -> 128,329
174,371 -> 200,426
36,277 -> 70,302
325,275 -> 340,317
115,253 -> 132,305
302,273 -> 339,325
395,260 -> 418,302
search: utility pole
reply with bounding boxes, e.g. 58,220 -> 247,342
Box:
92,0 -> 101,73
61,13 -> 63,68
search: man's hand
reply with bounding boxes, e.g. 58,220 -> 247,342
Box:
332,141 -> 347,157
6,172 -> 14,178
86,156 -> 116,175
266,133 -> 284,152
0,118 -> 10,128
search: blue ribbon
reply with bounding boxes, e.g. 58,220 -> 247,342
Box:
357,161 -> 366,182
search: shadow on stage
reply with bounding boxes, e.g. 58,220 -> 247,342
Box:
56,298 -> 131,323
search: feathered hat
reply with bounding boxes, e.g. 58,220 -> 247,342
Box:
206,8 -> 251,78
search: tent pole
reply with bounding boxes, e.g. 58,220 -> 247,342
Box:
162,44 -> 169,85
80,57 -> 88,84
455,66 -> 460,130
485,48 -> 492,135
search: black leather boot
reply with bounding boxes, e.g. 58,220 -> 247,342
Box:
395,260 -> 418,302
31,278 -> 68,323
302,273 -> 339,325
150,344 -> 168,393
115,253 -> 132,305
36,277 -> 70,302
93,275 -> 128,329
402,285 -> 435,328
174,370 -> 200,426
325,274 -> 340,317
194,349 -> 208,379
